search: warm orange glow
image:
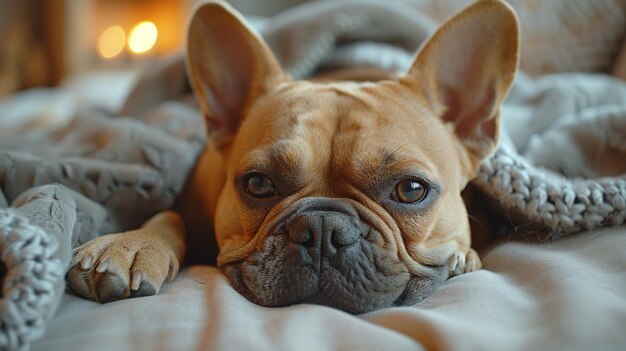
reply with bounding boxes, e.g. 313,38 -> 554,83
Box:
97,26 -> 126,59
128,21 -> 158,54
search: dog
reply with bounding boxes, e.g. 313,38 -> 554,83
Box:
67,0 -> 519,313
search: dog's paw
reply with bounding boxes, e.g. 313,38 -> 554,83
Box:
67,230 -> 179,303
447,248 -> 482,277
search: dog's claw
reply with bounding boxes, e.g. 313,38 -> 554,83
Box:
447,252 -> 465,276
131,271 -> 143,291
80,256 -> 94,270
95,260 -> 109,273
464,249 -> 482,273
448,248 -> 481,277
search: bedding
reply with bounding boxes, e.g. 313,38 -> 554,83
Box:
0,0 -> 625,350
0,70 -> 205,350
31,226 -> 626,351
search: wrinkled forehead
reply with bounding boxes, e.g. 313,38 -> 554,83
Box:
231,80 -> 458,180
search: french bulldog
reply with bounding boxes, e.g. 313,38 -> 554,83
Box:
68,0 -> 519,313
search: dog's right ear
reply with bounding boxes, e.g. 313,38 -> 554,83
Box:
186,0 -> 286,149
403,0 -> 519,173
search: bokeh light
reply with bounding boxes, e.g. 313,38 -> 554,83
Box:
128,21 -> 158,54
97,26 -> 126,59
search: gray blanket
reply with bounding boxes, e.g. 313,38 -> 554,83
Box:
0,0 -> 625,349
0,62 -> 206,349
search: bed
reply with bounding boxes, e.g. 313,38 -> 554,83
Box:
32,226 -> 626,351
1,0 -> 626,350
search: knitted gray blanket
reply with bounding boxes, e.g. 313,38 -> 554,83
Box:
1,0 -> 625,349
0,73 -> 206,349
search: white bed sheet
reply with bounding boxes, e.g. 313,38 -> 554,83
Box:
33,226 -> 626,351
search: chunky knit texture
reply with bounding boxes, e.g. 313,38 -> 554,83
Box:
0,210 -> 64,351
476,149 -> 626,236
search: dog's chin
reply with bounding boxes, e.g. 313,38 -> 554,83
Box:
219,234 -> 449,314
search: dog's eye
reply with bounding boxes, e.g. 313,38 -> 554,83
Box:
244,172 -> 276,198
394,179 -> 428,203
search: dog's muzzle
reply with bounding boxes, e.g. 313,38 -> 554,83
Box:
221,198 -> 447,313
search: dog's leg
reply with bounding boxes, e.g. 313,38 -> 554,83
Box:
67,210 -> 186,303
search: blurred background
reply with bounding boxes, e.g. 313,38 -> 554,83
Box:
0,0 -> 625,99
0,0 -> 321,98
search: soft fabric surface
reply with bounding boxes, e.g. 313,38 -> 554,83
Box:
0,89 -> 204,233
411,0 -> 626,75
476,74 -> 626,234
32,226 -> 626,351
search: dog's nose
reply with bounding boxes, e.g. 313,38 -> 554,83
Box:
287,213 -> 360,247
286,200 -> 362,255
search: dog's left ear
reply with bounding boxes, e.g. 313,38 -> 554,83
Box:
404,0 -> 519,168
186,0 -> 286,149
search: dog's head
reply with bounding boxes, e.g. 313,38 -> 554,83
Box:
186,0 -> 519,313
